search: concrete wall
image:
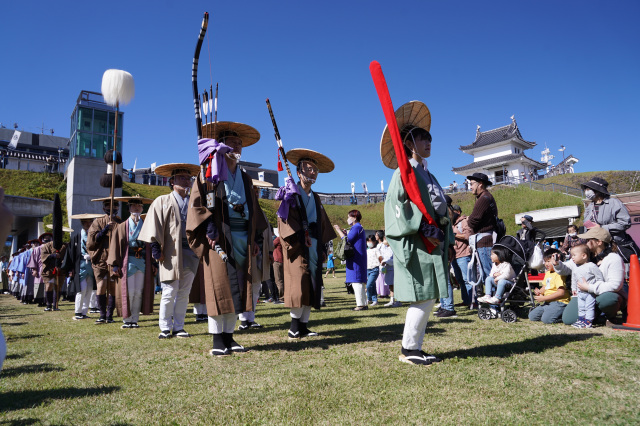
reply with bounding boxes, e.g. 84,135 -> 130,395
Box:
65,156 -> 122,230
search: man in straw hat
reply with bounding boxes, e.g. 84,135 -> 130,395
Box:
39,232 -> 68,311
139,163 -> 201,339
237,179 -> 275,330
64,214 -> 101,320
276,148 -> 336,340
108,195 -> 156,329
380,100 -> 453,366
87,198 -> 123,323
187,122 -> 267,355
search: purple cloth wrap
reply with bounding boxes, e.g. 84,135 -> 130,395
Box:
197,138 -> 233,184
419,218 -> 444,242
275,177 -> 300,221
206,219 -> 219,241
150,242 -> 162,260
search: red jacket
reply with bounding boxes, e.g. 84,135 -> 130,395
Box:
273,237 -> 283,263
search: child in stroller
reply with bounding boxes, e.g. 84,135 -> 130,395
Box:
478,246 -> 516,305
476,235 -> 540,322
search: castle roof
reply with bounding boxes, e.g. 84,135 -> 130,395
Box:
452,153 -> 546,173
460,117 -> 536,151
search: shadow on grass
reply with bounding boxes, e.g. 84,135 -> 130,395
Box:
0,418 -> 41,425
249,323 -> 447,352
5,352 -> 30,360
1,363 -> 65,378
5,334 -> 43,342
439,333 -> 599,359
0,386 -> 120,413
1,322 -> 28,326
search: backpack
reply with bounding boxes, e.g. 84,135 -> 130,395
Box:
495,216 -> 507,241
335,237 -> 354,261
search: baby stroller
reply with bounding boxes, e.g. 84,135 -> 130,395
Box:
477,234 -> 542,323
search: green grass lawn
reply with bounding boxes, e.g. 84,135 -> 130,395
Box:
1,274 -> 639,424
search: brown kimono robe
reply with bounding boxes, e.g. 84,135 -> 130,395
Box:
40,241 -> 67,291
278,191 -> 335,309
87,214 -> 122,279
186,171 -> 268,317
107,219 -> 155,318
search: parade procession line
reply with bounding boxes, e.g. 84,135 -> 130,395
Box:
1,273 -> 639,425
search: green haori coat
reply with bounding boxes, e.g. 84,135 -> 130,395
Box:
384,167 -> 453,302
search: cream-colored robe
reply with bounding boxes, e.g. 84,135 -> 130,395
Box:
138,193 -> 185,283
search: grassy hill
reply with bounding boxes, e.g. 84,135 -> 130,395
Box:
535,170 -> 639,194
2,169 -> 638,242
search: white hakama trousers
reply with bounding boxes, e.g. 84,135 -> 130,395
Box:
402,299 -> 436,350
238,282 -> 262,323
159,269 -> 195,332
74,278 -> 93,315
208,312 -> 236,334
290,305 -> 312,323
124,271 -> 144,324
193,303 -> 207,315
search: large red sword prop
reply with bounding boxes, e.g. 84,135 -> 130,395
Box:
369,60 -> 437,254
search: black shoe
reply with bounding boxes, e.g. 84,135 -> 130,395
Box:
210,334 -> 231,356
299,322 -> 318,338
121,323 -> 133,329
95,317 -> 106,324
435,309 -> 457,318
434,307 -> 444,315
250,322 -> 263,328
238,320 -> 250,331
399,347 -> 432,366
222,332 -> 246,353
353,306 -> 368,311
106,317 -> 115,324
44,307 -> 52,312
158,330 -> 172,339
421,350 -> 443,363
89,308 -> 100,314
172,329 -> 191,338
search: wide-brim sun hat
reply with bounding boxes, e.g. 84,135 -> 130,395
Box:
91,197 -> 123,203
380,101 -> 431,169
203,121 -> 260,147
117,195 -> 154,204
252,179 -> 273,188
153,163 -> 201,178
581,177 -> 610,196
286,149 -> 335,173
70,213 -> 105,220
46,224 -> 74,233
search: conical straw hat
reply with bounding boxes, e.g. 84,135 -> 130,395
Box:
286,149 -> 334,173
380,101 -> 431,169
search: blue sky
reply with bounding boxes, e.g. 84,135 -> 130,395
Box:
1,1 -> 638,193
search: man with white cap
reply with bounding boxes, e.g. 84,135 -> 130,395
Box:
187,122 -> 267,355
139,164 -> 201,339
276,148 -> 336,340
